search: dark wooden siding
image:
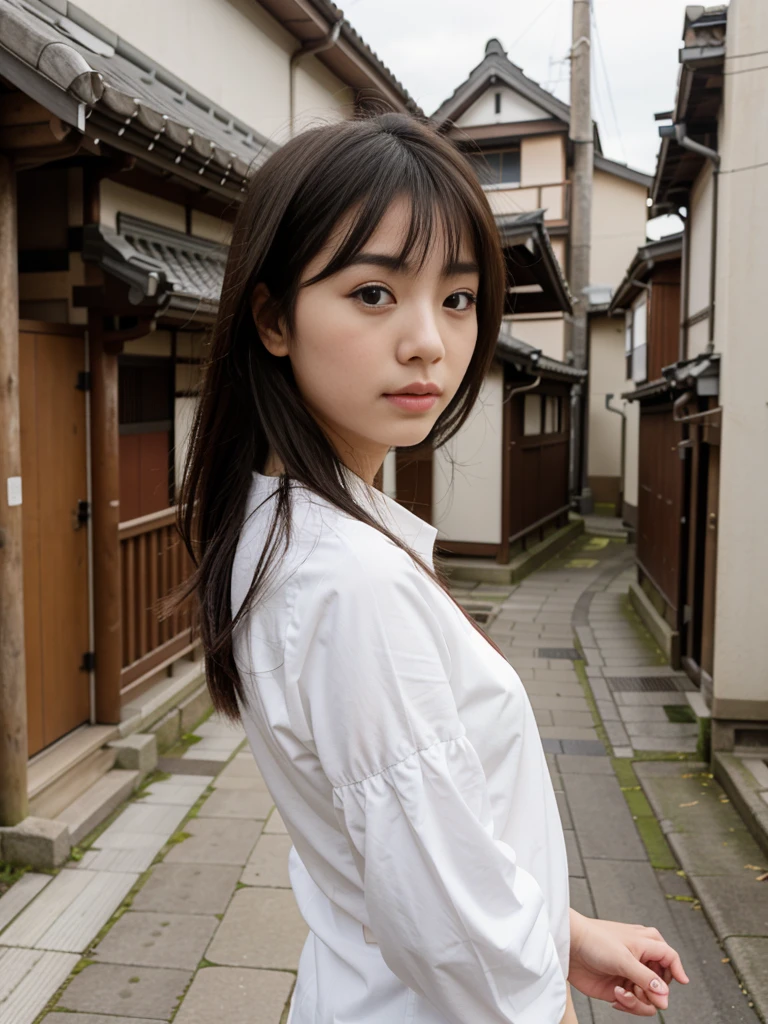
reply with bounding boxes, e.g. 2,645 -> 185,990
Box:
395,446 -> 433,524
648,278 -> 681,380
637,406 -> 684,617
507,382 -> 571,542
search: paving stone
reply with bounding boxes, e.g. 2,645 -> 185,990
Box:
561,740 -> 607,756
724,938 -> 768,1022
196,787 -> 274,820
194,717 -> 247,739
528,696 -> 591,713
612,746 -> 634,759
541,738 -> 562,754
163,818 -> 263,866
41,1015 -> 160,1024
206,888 -> 307,969
551,711 -> 594,728
688,876 -> 768,939
631,736 -> 698,752
522,683 -> 585,699
533,708 -> 553,727
263,809 -> 288,835
57,963 -> 193,1020
539,727 -> 598,742
138,779 -> 211,807
0,949 -> 80,1024
613,691 -> 688,706
625,721 -> 698,738
563,774 -> 646,861
213,755 -> 269,788
617,705 -> 671,722
555,790 -> 572,830
93,911 -> 218,970
556,755 -> 614,775
568,877 -> 595,919
172,966 -> 294,1024
98,802 -> 189,842
240,834 -> 293,888
0,869 -> 137,953
0,872 -> 50,934
586,677 -> 610,701
584,858 -> 677,928
604,720 -> 630,747
595,699 -> 620,721
131,863 -> 241,915
564,830 -> 584,877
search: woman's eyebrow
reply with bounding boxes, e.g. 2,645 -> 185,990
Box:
345,252 -> 479,276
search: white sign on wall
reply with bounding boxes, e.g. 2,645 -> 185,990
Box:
7,476 -> 22,507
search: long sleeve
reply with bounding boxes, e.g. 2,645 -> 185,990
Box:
285,541 -> 568,1024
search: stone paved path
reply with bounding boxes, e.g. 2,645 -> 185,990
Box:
0,529 -> 761,1024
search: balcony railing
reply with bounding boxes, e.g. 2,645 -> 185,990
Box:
119,507 -> 198,701
484,180 -> 570,223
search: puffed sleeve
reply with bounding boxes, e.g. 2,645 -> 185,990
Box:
285,540 -> 568,1024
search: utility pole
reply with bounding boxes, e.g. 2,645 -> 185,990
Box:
568,0 -> 594,514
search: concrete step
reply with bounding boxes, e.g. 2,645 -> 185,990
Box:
54,769 -> 140,846
29,747 -> 117,821
28,725 -> 120,806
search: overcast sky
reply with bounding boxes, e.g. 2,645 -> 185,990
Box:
343,0 -> 693,176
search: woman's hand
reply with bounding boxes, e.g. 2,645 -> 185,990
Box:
568,909 -> 689,1015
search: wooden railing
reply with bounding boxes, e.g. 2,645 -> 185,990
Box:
119,507 -> 198,701
485,180 -> 570,223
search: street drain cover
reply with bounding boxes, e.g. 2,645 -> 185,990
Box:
538,647 -> 580,660
606,677 -> 681,692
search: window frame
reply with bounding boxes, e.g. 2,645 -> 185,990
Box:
468,145 -> 522,187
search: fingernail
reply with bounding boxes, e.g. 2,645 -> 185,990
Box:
650,978 -> 667,994
615,986 -> 625,996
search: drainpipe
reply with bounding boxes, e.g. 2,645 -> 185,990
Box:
605,393 -> 626,513
674,124 -> 720,353
289,17 -> 344,138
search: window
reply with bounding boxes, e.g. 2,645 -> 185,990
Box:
522,394 -> 562,436
523,394 -> 542,435
631,298 -> 648,383
468,147 -> 521,187
494,91 -> 502,114
544,395 -> 561,433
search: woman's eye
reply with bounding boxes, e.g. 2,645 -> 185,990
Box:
444,291 -> 477,311
353,285 -> 393,307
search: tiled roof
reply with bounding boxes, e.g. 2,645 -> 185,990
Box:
0,0 -> 275,193
82,214 -> 227,321
496,327 -> 586,381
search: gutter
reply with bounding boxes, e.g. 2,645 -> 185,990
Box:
289,15 -> 344,138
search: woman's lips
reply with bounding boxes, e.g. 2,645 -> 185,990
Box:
384,394 -> 438,411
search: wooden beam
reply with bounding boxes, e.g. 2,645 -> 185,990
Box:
89,313 -> 123,724
0,153 -> 29,826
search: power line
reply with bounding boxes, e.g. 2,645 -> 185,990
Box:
509,0 -> 563,50
590,3 -> 628,163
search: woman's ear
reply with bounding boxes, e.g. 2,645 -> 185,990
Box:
251,282 -> 289,357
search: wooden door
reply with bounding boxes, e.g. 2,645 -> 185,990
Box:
395,446 -> 433,523
19,323 -> 90,757
119,430 -> 171,522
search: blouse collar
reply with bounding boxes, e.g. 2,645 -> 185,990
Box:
252,465 -> 438,566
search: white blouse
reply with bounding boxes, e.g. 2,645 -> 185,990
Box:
231,467 -> 570,1024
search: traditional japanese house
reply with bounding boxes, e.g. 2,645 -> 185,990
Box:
380,209 -> 585,573
428,37 -> 652,515
0,0 -> 416,847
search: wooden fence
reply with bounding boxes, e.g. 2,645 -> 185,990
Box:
119,507 -> 198,701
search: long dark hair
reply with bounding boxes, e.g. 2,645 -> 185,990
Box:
171,112 -> 508,721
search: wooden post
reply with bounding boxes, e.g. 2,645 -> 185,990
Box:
0,153 -> 29,826
89,314 -> 123,723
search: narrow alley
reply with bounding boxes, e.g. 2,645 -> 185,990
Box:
0,526 -> 765,1024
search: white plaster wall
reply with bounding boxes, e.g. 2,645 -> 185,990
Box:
591,170 -> 649,289
686,318 -> 710,361
520,135 -> 565,186
382,448 -> 397,498
455,86 -> 550,127
432,366 -> 503,544
507,315 -> 566,362
711,0 -> 768,707
190,210 -> 233,245
74,0 -> 353,141
587,316 -> 624,478
687,164 -> 713,319
100,180 -> 186,233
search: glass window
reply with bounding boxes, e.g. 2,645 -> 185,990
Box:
631,299 -> 647,383
469,148 -> 520,186
494,92 -> 501,114
523,394 -> 542,435
500,149 -> 521,184
544,395 -> 560,434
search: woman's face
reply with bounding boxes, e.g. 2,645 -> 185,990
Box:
253,196 -> 480,484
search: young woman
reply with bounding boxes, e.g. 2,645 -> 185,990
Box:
176,112 -> 688,1023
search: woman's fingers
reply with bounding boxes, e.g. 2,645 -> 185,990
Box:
638,939 -> 690,986
613,986 -> 658,1016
